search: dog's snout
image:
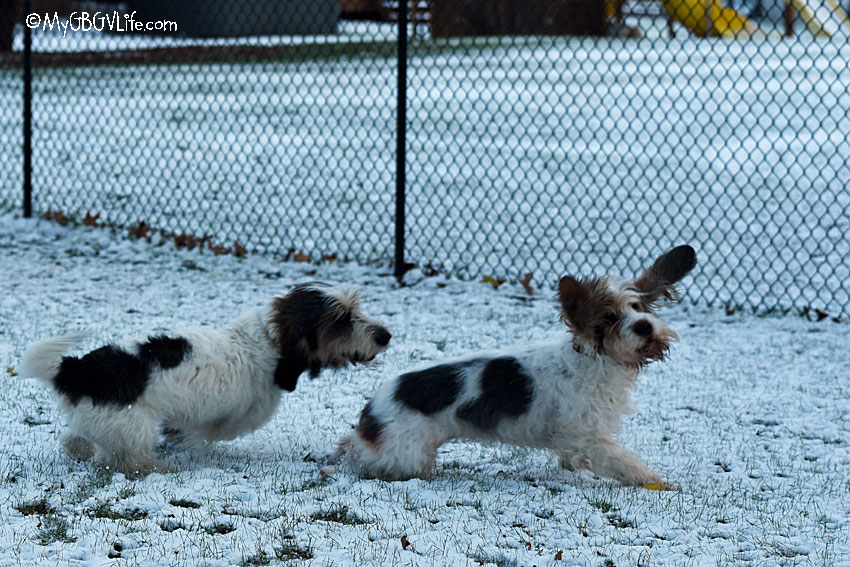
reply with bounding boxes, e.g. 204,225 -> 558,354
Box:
373,327 -> 392,347
633,320 -> 653,337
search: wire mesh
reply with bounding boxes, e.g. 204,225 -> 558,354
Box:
1,0 -> 849,318
8,2 -> 399,264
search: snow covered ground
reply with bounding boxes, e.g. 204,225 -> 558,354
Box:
1,31 -> 849,317
1,212 -> 848,566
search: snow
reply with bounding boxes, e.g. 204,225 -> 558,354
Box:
2,29 -> 849,317
1,212 -> 849,566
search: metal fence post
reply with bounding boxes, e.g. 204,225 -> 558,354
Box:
22,0 -> 32,218
394,0 -> 408,279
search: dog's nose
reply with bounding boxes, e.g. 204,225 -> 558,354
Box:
373,328 -> 392,347
633,320 -> 653,337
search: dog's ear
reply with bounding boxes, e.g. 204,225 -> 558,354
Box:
558,276 -> 592,330
634,245 -> 696,304
274,355 -> 305,391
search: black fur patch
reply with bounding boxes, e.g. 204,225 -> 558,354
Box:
456,357 -> 534,429
272,284 -> 349,356
138,335 -> 192,369
357,401 -> 384,445
53,336 -> 192,406
55,345 -> 150,406
282,285 -> 337,352
326,312 -> 353,341
273,353 -> 308,392
393,361 -> 468,415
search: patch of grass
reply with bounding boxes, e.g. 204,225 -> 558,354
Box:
469,552 -> 517,567
275,537 -> 313,562
117,485 -> 137,499
299,477 -> 330,491
36,515 -> 76,546
16,498 -> 54,516
770,542 -> 807,558
204,523 -> 236,535
160,520 -> 186,533
309,506 -> 368,526
589,498 -> 614,514
238,508 -> 286,522
4,468 -> 23,484
89,502 -> 148,521
73,468 -> 114,501
607,514 -> 636,529
241,550 -> 271,566
170,498 -> 201,509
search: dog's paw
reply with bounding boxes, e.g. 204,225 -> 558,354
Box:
319,465 -> 337,478
62,434 -> 95,462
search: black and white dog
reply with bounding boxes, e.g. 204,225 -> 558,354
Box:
337,246 -> 695,488
21,283 -> 391,475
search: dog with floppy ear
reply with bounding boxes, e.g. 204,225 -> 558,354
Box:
336,246 -> 696,488
20,282 -> 392,475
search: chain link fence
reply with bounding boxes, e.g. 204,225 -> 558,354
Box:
1,1 -> 849,318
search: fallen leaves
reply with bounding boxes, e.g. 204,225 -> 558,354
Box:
208,243 -> 232,256
41,209 -> 67,225
174,233 -> 211,251
82,212 -> 100,227
519,272 -> 533,295
801,306 -> 839,322
129,221 -> 151,241
423,262 -> 440,277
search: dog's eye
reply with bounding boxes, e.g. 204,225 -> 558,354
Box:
629,302 -> 642,311
603,313 -> 618,326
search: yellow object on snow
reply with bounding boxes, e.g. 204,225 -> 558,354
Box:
642,483 -> 672,491
661,0 -> 777,38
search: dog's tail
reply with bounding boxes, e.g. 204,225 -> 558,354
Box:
19,333 -> 85,386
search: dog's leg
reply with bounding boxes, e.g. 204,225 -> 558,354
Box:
84,408 -> 170,476
565,440 -> 673,488
344,425 -> 441,481
61,432 -> 94,462
556,451 -> 590,472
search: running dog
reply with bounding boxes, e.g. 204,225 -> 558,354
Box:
21,283 -> 391,475
337,246 -> 695,488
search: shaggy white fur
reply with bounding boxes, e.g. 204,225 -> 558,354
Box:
337,246 -> 696,488
21,283 -> 391,475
